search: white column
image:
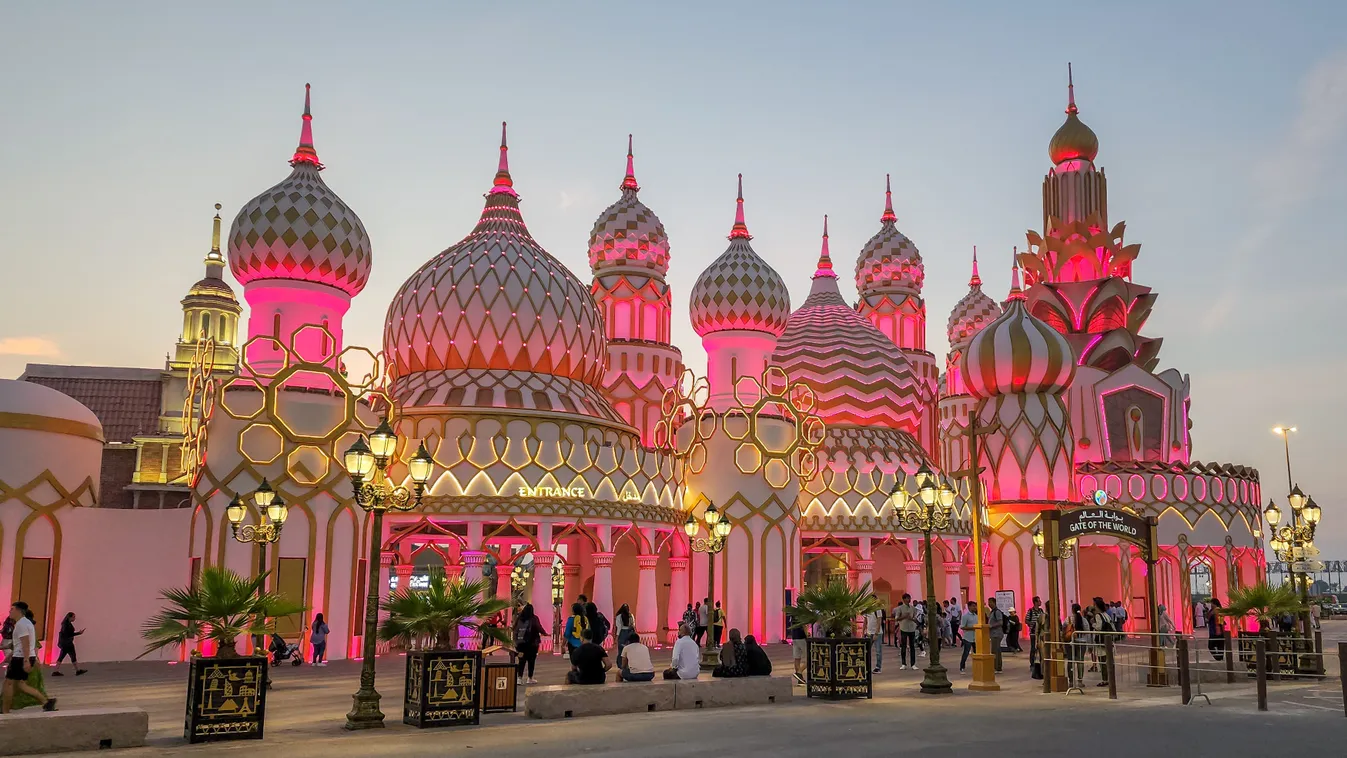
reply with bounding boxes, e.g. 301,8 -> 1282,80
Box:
636,554 -> 659,645
904,560 -> 923,601
667,556 -> 690,645
461,551 -> 487,587
592,552 -> 615,643
531,551 -> 556,652
855,559 -> 875,591
944,562 -> 963,605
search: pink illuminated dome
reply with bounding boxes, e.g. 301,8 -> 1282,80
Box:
689,175 -> 790,337
588,135 -> 670,276
962,265 -> 1076,399
772,218 -> 925,433
228,84 -> 371,297
854,175 -> 923,297
946,248 -> 1002,348
383,124 -> 618,421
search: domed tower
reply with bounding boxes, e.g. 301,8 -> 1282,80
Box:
689,175 -> 791,412
588,136 -> 682,444
962,264 -> 1076,508
228,84 -> 371,379
171,204 -> 242,372
854,176 -> 939,457
938,248 -> 1001,472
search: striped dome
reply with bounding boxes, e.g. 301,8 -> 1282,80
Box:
772,220 -> 925,433
689,176 -> 790,337
962,274 -> 1075,398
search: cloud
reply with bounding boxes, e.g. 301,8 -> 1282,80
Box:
0,336 -> 61,357
558,190 -> 574,210
1201,49 -> 1347,332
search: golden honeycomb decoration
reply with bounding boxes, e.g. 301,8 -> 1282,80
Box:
652,368 -> 716,475
723,366 -> 826,489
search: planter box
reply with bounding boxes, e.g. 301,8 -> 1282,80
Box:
404,649 -> 483,728
805,637 -> 872,700
183,655 -> 268,743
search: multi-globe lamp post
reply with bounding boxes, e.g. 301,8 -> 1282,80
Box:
893,463 -> 956,695
1264,487 -> 1321,640
685,502 -> 733,667
342,419 -> 434,731
225,478 -> 289,584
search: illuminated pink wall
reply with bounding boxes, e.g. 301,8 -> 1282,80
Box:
243,279 -> 350,382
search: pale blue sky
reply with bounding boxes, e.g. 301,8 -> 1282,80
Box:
2,1 -> 1344,555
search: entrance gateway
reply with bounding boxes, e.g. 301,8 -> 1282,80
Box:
1038,492 -> 1165,692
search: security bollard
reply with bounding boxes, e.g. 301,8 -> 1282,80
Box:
1177,638 -> 1191,705
1255,639 -> 1267,712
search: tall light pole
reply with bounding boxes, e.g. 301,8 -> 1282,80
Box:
951,417 -> 1001,691
1270,426 -> 1319,642
685,502 -> 732,668
895,464 -> 955,695
226,479 -> 288,661
342,420 -> 433,730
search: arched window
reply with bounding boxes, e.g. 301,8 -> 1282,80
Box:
321,319 -> 330,356
273,312 -> 283,351
200,313 -> 211,340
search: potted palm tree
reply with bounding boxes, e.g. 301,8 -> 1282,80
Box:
1220,581 -> 1307,674
140,566 -> 302,744
786,580 -> 883,699
381,570 -> 510,728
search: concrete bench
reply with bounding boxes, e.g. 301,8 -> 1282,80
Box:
0,707 -> 148,755
524,676 -> 792,719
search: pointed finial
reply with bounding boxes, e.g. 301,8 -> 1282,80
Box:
881,173 -> 897,224
490,121 -> 518,196
1007,246 -> 1027,301
1066,62 -> 1078,116
290,83 -> 323,168
205,203 -> 225,274
728,173 -> 752,240
621,133 -> 640,192
814,215 -> 835,277
969,245 -> 981,288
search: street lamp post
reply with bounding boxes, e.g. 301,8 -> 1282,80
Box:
342,420 -> 433,731
951,417 -> 1001,691
894,464 -> 955,695
684,503 -> 733,668
227,478 -> 289,660
1264,488 -> 1321,644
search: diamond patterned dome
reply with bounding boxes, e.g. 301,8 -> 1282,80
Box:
383,126 -> 617,421
946,251 -> 1001,348
854,175 -> 923,297
689,176 -> 790,337
227,85 -> 371,298
588,136 -> 669,277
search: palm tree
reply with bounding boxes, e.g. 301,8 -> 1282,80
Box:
1220,581 -> 1304,629
379,570 -> 511,651
785,580 -> 883,638
140,566 -> 303,658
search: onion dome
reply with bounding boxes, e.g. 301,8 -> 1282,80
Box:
383,124 -> 618,421
689,175 -> 790,337
772,218 -> 926,432
962,264 -> 1076,398
1048,64 -> 1099,165
855,175 -> 924,296
588,135 -> 670,276
228,84 -> 372,297
945,247 -> 1000,348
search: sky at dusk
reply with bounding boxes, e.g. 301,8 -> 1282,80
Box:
2,2 -> 1345,555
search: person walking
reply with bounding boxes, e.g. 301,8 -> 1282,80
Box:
1005,608 -> 1023,652
711,601 -> 725,647
985,597 -> 1006,673
681,603 -> 697,637
613,603 -> 635,661
513,603 -> 544,684
790,614 -> 809,685
1206,597 -> 1225,660
1066,603 -> 1088,686
308,613 -> 330,666
2,602 -> 55,713
1157,604 -> 1176,648
959,601 -> 978,672
1024,597 -> 1044,670
864,607 -> 883,673
1090,598 -> 1113,687
694,599 -> 708,644
894,594 -> 918,670
51,612 -> 86,677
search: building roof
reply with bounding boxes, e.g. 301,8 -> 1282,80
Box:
19,364 -> 163,443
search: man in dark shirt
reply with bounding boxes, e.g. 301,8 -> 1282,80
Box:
566,641 -> 611,685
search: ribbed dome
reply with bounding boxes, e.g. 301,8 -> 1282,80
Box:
962,271 -> 1076,398
690,175 -> 790,337
228,85 -> 371,298
1048,66 -> 1099,165
772,219 -> 925,433
588,136 -> 669,276
946,251 -> 1001,348
854,175 -> 923,296
384,125 -> 618,422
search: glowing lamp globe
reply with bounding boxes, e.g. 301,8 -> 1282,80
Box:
683,514 -> 698,537
1032,528 -> 1044,550
704,503 -> 722,527
916,463 -> 937,506
253,478 -> 275,508
1264,500 -> 1282,527
267,494 -> 288,525
344,436 -> 375,479
1304,497 -> 1321,526
714,519 -> 732,538
938,479 -> 957,509
1288,485 -> 1306,512
226,494 -> 247,525
369,419 -> 397,461
408,442 -> 434,486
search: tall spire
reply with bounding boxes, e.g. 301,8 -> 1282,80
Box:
881,173 -> 897,224
813,215 -> 835,278
205,203 -> 225,277
490,121 -> 518,196
969,246 -> 981,288
1007,247 -> 1027,301
728,173 -> 752,240
621,133 -> 640,192
289,83 -> 323,168
1066,62 -> 1078,115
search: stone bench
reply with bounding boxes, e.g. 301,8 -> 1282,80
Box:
0,707 -> 149,755
525,676 -> 792,719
